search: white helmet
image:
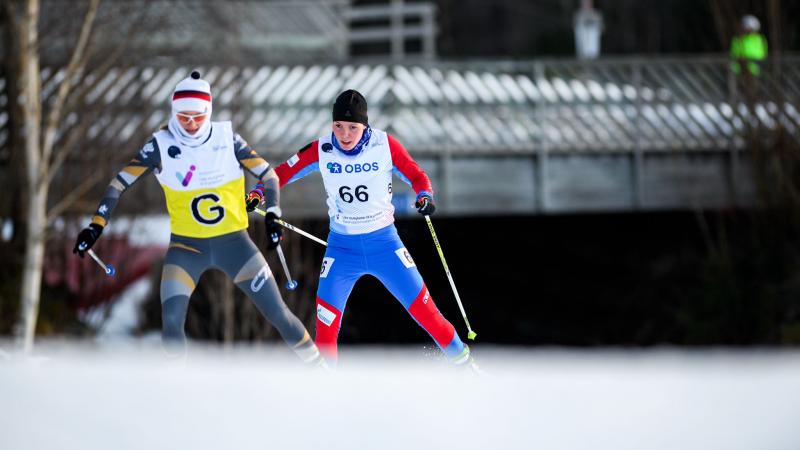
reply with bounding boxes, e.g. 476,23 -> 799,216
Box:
742,15 -> 760,32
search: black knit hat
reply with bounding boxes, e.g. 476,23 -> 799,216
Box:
332,89 -> 368,125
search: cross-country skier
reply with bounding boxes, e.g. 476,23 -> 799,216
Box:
246,89 -> 476,368
73,71 -> 323,366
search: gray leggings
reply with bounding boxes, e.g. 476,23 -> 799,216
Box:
160,230 -> 308,351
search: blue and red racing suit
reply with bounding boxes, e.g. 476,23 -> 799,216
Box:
271,128 -> 467,363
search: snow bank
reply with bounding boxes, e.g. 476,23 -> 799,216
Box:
1,343 -> 798,450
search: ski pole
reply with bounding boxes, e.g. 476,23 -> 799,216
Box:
423,215 -> 476,340
254,208 -> 327,247
274,244 -> 298,290
81,246 -> 116,276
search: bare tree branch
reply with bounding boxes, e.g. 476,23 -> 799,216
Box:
46,168 -> 105,222
44,3 -> 150,189
40,0 -> 99,178
44,111 -> 94,186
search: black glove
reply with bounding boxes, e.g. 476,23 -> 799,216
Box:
73,223 -> 104,258
415,194 -> 436,216
264,212 -> 283,250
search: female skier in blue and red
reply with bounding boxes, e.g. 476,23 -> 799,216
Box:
247,89 -> 472,366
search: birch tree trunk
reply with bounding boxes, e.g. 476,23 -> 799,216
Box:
19,183 -> 47,353
15,0 -> 44,353
7,0 -> 100,352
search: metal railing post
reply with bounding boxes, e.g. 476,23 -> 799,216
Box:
437,81 -> 452,214
727,60 -> 740,205
421,4 -> 436,60
391,0 -> 404,60
632,62 -> 645,209
534,61 -> 549,212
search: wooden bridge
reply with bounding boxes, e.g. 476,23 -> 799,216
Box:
2,55 -> 798,216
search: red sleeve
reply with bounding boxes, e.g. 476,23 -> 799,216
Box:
388,134 -> 433,195
274,141 -> 320,188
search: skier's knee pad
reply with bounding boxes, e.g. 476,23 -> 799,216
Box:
407,285 -> 457,350
315,296 -> 342,360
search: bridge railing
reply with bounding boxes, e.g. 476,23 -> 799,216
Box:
1,55 -> 798,159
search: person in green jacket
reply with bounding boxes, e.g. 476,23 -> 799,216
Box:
731,15 -> 768,76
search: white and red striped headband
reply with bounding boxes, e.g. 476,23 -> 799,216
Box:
172,72 -> 212,114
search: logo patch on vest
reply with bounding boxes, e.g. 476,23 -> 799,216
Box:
176,165 -> 196,186
168,146 -> 181,159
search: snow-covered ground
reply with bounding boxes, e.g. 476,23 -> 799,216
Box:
1,343 -> 799,450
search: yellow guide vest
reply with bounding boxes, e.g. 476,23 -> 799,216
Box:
153,122 -> 249,238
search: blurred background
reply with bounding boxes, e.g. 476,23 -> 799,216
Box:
1,0 -> 800,354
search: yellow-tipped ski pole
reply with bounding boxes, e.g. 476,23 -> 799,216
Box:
424,215 -> 476,340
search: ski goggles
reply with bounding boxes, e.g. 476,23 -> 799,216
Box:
175,112 -> 208,125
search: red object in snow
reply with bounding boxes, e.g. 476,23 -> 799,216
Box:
46,235 -> 167,310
